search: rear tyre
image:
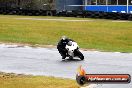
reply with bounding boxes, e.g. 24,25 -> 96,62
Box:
69,56 -> 73,59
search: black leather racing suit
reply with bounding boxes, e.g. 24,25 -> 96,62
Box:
57,38 -> 73,59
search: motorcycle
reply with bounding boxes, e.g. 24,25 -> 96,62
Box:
65,41 -> 84,60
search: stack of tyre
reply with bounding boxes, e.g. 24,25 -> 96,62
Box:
56,10 -> 132,21
0,8 -> 56,16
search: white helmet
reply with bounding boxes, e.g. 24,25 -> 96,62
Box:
61,36 -> 67,40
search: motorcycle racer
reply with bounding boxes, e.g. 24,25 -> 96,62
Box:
57,36 -> 74,59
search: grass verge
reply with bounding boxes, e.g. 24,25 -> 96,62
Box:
0,15 -> 132,52
0,72 -> 79,88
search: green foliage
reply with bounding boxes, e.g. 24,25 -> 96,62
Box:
0,0 -> 55,10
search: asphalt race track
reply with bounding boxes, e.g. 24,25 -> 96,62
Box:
0,44 -> 132,88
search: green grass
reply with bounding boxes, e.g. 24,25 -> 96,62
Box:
0,72 -> 79,88
0,15 -> 132,52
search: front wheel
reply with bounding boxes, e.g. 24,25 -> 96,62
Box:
75,50 -> 84,60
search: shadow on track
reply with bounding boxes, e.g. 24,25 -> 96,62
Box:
61,58 -> 83,62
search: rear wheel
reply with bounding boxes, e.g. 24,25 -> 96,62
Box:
69,56 -> 73,59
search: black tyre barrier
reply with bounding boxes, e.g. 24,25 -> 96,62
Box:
0,8 -> 132,21
71,10 -> 78,17
0,10 -> 3,14
110,13 -> 118,20
57,10 -> 132,21
0,8 -> 56,16
98,12 -> 104,18
85,11 -> 93,18
128,14 -> 132,21
120,13 -> 130,20
66,11 -> 74,17
56,11 -> 67,17
46,11 -> 54,16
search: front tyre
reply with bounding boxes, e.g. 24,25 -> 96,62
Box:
76,50 -> 84,60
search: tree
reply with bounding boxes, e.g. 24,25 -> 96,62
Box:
41,0 -> 55,10
0,0 -> 17,8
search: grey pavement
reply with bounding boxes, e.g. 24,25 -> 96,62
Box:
0,44 -> 132,88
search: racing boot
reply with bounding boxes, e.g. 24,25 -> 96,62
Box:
62,55 -> 66,59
